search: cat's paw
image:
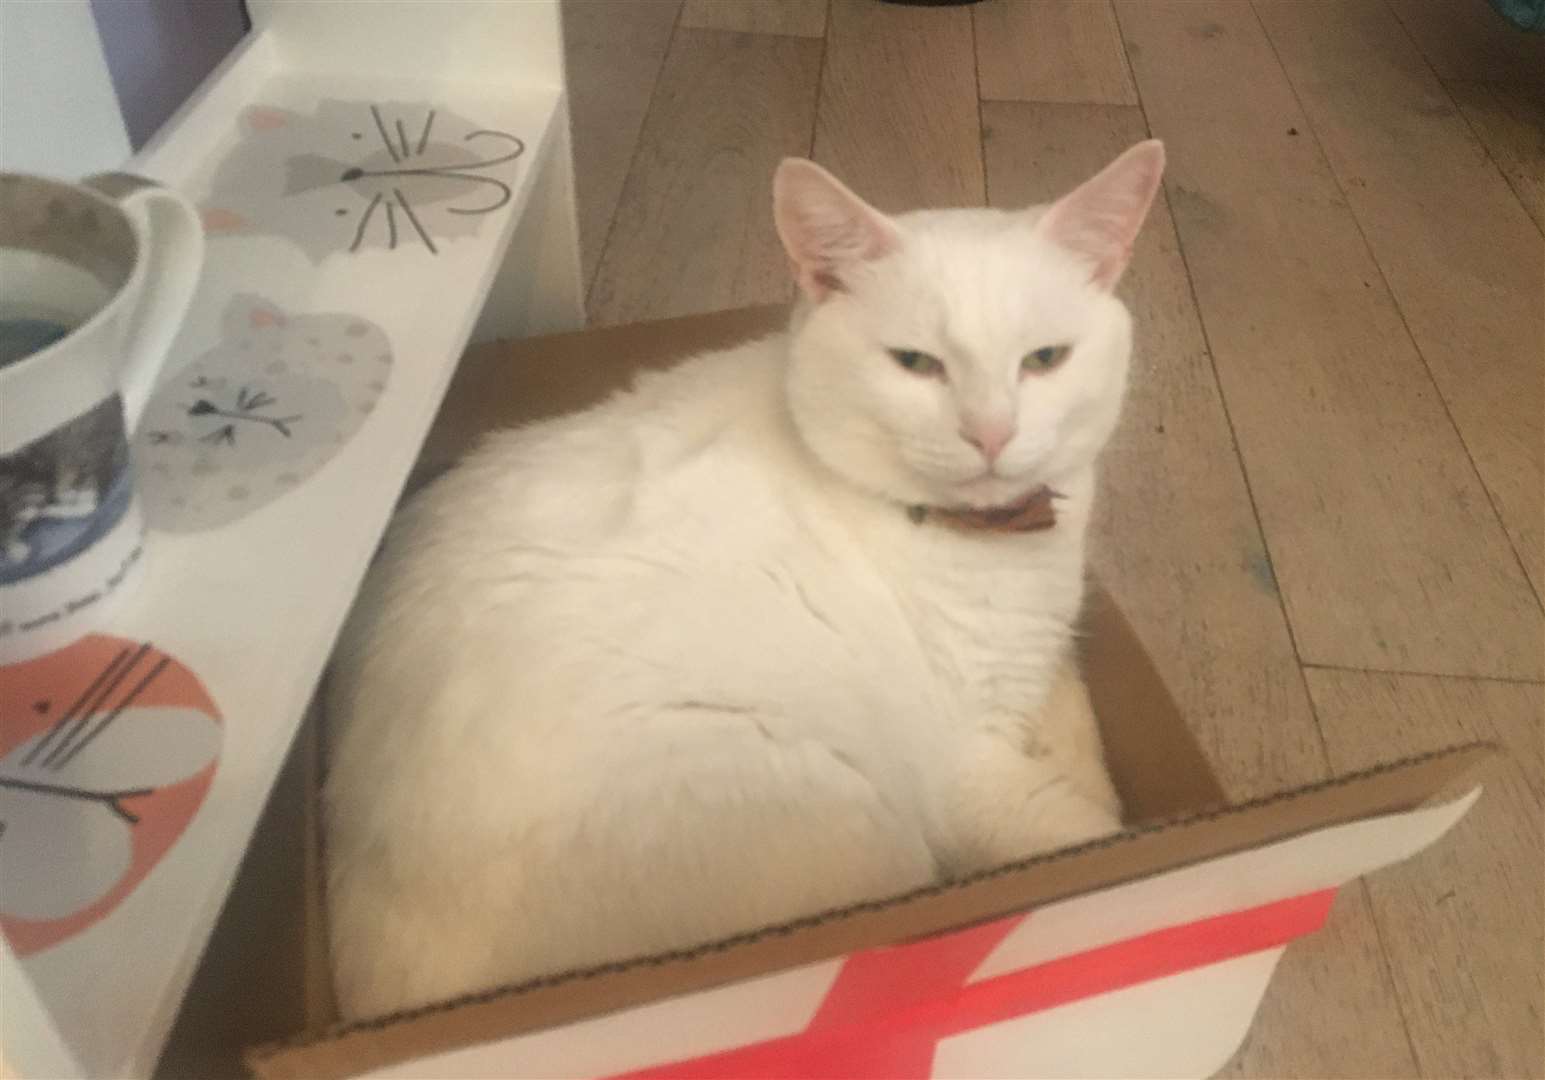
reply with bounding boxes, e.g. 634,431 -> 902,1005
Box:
1034,789 -> 1123,849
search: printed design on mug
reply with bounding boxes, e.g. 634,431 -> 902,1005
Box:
0,636 -> 221,956
201,100 -> 526,260
133,295 -> 392,532
0,397 -> 132,586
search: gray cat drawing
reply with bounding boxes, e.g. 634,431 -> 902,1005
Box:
200,100 -> 525,261
133,295 -> 392,532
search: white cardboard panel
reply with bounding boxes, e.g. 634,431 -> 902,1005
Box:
970,785 -> 1482,981
348,789 -> 1479,1080
362,960 -> 844,1080
935,949 -> 1284,1079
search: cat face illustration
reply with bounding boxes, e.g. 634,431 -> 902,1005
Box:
202,101 -> 525,261
134,295 -> 392,532
0,636 -> 221,956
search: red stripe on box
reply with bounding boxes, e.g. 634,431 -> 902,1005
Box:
610,888 -> 1337,1080
809,913 -> 1023,1029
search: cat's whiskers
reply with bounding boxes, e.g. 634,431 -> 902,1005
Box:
393,188 -> 437,255
349,193 -> 384,253
368,104 -> 401,164
415,110 -> 436,158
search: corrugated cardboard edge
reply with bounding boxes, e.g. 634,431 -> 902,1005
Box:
248,741 -> 1493,1080
244,304 -> 1494,1079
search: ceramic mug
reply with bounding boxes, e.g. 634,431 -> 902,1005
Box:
0,172 -> 203,663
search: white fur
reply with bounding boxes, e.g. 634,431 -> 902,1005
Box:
324,145 -> 1163,1019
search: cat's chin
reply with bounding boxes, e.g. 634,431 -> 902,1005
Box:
940,474 -> 1046,511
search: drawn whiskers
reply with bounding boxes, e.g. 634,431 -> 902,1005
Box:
0,777 -> 152,824
0,643 -> 221,925
369,104 -> 438,164
1,642 -> 172,825
351,188 -> 438,254
186,386 -> 301,443
18,643 -> 163,772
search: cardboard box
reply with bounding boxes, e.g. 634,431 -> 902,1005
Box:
161,307 -> 1492,1080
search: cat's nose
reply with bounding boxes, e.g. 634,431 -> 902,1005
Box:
960,421 -> 1015,463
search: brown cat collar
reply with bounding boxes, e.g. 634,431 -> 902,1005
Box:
907,485 -> 1063,534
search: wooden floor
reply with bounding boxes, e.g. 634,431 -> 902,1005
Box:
561,1 -> 1545,1076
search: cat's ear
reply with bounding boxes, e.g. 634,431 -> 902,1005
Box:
1036,140 -> 1165,291
242,106 -> 300,133
201,207 -> 250,235
773,159 -> 900,302
224,294 -> 287,335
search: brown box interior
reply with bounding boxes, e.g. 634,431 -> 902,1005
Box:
154,307 -> 1493,1080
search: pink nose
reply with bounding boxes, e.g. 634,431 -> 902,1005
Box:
960,422 -> 1015,463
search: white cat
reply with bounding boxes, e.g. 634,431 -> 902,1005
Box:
324,141 -> 1166,1020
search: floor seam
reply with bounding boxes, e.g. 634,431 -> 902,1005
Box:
1300,662 -> 1545,687
1110,0 -> 1316,677
1438,77 -> 1545,241
807,0 -> 834,159
582,0 -> 690,316
1247,7 -> 1481,1074
1265,0 -> 1545,618
970,3 -> 990,205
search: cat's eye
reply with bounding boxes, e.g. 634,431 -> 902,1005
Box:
889,349 -> 945,377
1022,344 -> 1072,374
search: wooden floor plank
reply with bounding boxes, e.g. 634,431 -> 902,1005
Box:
1215,885 -> 1422,1079
586,29 -> 820,326
680,0 -> 827,38
563,0 -> 683,295
813,0 -> 983,211
973,0 -> 1137,105
1307,668 -> 1545,1080
983,101 -> 1417,1077
1258,0 -> 1545,629
1116,0 -> 1543,680
1388,0 -> 1545,85
981,101 -> 1323,799
555,10 -> 1545,1079
1448,79 -> 1545,234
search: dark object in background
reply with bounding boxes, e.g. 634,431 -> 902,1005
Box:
89,0 -> 250,149
1487,0 -> 1545,30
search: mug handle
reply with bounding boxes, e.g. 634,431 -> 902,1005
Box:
81,172 -> 205,431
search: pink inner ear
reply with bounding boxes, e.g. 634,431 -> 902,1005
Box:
249,307 -> 286,328
201,208 -> 248,233
1041,140 -> 1165,291
245,107 -> 290,131
773,159 -> 899,303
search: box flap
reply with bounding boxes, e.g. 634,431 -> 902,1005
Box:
1077,585 -> 1225,818
265,789 -> 1481,1080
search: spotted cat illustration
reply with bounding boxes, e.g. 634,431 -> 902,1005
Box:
201,100 -> 525,261
133,295 -> 392,532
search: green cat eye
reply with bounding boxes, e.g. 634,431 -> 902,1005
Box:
889,349 -> 945,377
1022,344 -> 1072,373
